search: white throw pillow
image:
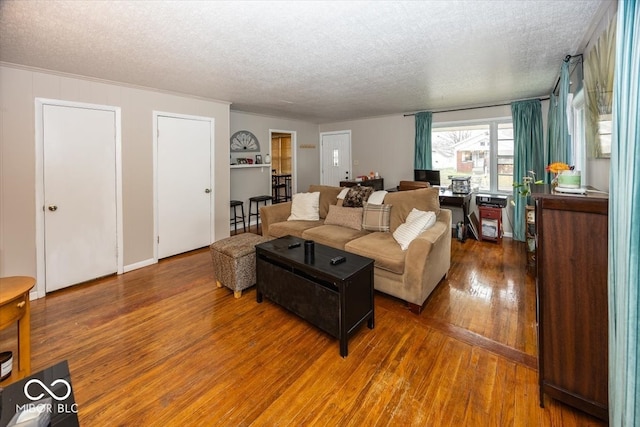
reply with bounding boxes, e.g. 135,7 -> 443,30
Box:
366,190 -> 388,205
337,187 -> 350,199
287,191 -> 320,221
393,208 -> 437,250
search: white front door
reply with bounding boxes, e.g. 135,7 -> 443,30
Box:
41,103 -> 119,292
156,114 -> 214,259
320,131 -> 351,186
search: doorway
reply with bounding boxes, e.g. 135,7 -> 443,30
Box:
320,130 -> 352,187
154,112 -> 215,260
35,99 -> 123,297
269,129 -> 296,197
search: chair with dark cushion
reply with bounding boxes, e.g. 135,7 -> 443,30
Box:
398,180 -> 431,191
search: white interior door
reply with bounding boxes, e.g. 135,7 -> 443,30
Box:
42,104 -> 118,292
157,114 -> 213,259
320,131 -> 351,186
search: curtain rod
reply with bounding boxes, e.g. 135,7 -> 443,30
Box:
552,54 -> 583,95
403,97 -> 550,117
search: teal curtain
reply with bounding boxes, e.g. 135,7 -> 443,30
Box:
545,93 -> 557,177
511,99 -> 543,241
546,61 -> 573,180
414,112 -> 433,169
609,1 -> 640,425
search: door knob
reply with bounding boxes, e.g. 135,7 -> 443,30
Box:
48,205 -> 58,212
204,189 -> 211,193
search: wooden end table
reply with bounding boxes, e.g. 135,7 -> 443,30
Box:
0,276 -> 36,381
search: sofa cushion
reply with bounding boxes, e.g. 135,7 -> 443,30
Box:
288,191 -> 320,221
342,186 -> 373,208
345,232 -> 406,275
308,185 -> 343,218
362,202 -> 392,232
383,187 -> 441,232
268,219 -> 324,238
393,209 -> 437,250
302,225 -> 369,250
324,205 -> 363,231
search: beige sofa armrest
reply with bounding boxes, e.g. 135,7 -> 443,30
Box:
259,202 -> 292,237
403,209 -> 452,302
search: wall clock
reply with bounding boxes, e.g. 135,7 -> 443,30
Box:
230,130 -> 260,152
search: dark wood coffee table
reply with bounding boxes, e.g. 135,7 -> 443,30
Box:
256,235 -> 374,357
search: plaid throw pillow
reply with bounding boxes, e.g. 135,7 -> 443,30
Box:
362,202 -> 392,232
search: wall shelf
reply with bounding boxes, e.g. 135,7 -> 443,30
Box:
230,164 -> 272,169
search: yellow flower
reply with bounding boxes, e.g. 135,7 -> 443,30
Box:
546,162 -> 570,174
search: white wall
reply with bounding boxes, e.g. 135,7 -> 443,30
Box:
319,114 -> 414,190
0,64 -> 231,283
319,104 -> 549,236
318,105 -> 525,189
229,112 -> 320,215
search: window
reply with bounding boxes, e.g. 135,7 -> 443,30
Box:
571,88 -> 586,176
431,119 -> 513,193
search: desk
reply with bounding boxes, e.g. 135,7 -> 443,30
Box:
0,276 -> 35,381
438,190 -> 471,233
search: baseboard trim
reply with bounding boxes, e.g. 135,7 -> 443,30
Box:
124,258 -> 157,273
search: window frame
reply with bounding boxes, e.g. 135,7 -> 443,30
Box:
432,116 -> 513,194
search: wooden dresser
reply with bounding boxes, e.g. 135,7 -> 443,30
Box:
533,187 -> 608,420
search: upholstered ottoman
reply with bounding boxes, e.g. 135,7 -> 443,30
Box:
210,233 -> 273,298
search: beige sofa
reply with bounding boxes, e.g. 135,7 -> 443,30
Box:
259,185 -> 452,314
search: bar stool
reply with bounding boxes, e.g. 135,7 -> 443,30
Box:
248,195 -> 273,234
284,175 -> 292,201
230,200 -> 246,234
272,175 -> 287,203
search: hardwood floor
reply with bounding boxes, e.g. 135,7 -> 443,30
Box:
0,235 -> 606,426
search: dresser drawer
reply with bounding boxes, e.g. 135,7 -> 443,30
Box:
0,293 -> 27,329
479,207 -> 502,219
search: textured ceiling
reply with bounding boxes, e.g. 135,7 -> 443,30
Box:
0,0 -> 608,123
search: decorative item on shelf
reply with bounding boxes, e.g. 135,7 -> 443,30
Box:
247,158 -> 254,165
255,154 -> 262,164
557,169 -> 581,188
264,153 -> 271,164
230,130 -> 260,152
546,162 -> 571,188
451,176 -> 472,194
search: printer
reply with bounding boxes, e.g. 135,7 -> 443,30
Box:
476,193 -> 508,208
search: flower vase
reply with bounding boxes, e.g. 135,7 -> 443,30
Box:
551,174 -> 559,189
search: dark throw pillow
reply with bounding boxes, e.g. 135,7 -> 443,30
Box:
342,186 -> 374,208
